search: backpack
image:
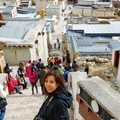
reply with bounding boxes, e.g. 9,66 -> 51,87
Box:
53,65 -> 58,70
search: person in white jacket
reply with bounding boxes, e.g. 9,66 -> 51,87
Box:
0,83 -> 7,120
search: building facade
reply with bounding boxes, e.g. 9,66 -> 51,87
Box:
0,19 -> 49,65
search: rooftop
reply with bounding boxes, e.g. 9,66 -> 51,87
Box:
0,6 -> 15,12
66,22 -> 120,55
47,5 -> 61,9
0,19 -> 47,46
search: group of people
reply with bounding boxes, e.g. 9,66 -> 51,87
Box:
3,62 -> 27,95
17,59 -> 73,120
1,49 -> 90,120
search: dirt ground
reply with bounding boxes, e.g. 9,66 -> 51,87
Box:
90,62 -> 116,85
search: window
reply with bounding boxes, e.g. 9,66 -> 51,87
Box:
3,3 -> 6,6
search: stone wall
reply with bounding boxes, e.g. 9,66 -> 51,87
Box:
113,1 -> 120,8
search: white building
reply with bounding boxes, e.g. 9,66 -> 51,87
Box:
0,0 -> 20,6
46,5 -> 62,19
77,0 -> 95,5
0,19 -> 49,65
35,0 -> 58,10
0,6 -> 17,18
111,38 -> 120,87
72,2 -> 114,17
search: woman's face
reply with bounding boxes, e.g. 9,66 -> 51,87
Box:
44,75 -> 59,93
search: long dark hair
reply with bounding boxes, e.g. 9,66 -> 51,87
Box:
31,64 -> 35,76
43,70 -> 66,96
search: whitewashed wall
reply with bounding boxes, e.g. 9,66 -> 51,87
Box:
58,1 -> 65,10
78,0 -> 95,5
3,47 -> 31,65
36,1 -> 57,10
92,9 -> 114,17
68,72 -> 87,120
104,11 -> 114,16
72,7 -> 114,17
37,32 -> 49,65
72,7 -> 92,16
46,7 -> 61,19
83,8 -> 92,17
0,53 -> 6,73
0,0 -> 20,6
72,7 -> 83,16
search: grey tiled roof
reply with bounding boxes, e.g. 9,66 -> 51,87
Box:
47,5 -> 60,8
0,20 -> 38,39
66,22 -> 120,55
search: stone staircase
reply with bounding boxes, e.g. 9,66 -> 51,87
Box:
5,66 -> 74,120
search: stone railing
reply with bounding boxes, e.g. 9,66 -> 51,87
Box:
68,72 -> 87,120
77,77 -> 120,120
68,72 -> 120,120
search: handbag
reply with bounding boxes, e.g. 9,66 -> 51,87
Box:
0,98 -> 7,110
33,115 -> 45,120
33,97 -> 54,120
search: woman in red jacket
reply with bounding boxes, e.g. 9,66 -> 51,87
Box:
7,72 -> 22,94
28,65 -> 38,94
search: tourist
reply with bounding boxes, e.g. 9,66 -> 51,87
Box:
72,61 -> 79,71
68,66 -> 74,72
36,59 -> 44,70
84,59 -> 89,74
36,66 -> 47,94
63,67 -> 69,82
58,43 -> 60,50
56,38 -> 59,43
34,70 -> 73,120
54,43 -> 56,49
28,65 -> 38,94
66,50 -> 71,66
4,63 -> 12,73
7,71 -> 23,94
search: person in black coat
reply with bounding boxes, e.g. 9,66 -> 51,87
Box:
34,70 -> 73,120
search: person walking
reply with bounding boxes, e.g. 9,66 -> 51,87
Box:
66,50 -> 71,66
34,70 -> 73,120
84,59 -> 89,74
54,43 -> 56,49
0,83 -> 7,120
56,38 -> 59,43
58,43 -> 60,50
36,66 -> 47,94
28,65 -> 38,94
72,61 -> 79,71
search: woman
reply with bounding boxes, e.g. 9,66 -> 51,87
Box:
0,82 -> 7,120
28,65 -> 38,94
7,71 -> 23,94
34,70 -> 73,120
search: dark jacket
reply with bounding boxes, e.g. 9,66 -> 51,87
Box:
34,91 -> 73,120
72,63 -> 78,71
36,69 -> 47,85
